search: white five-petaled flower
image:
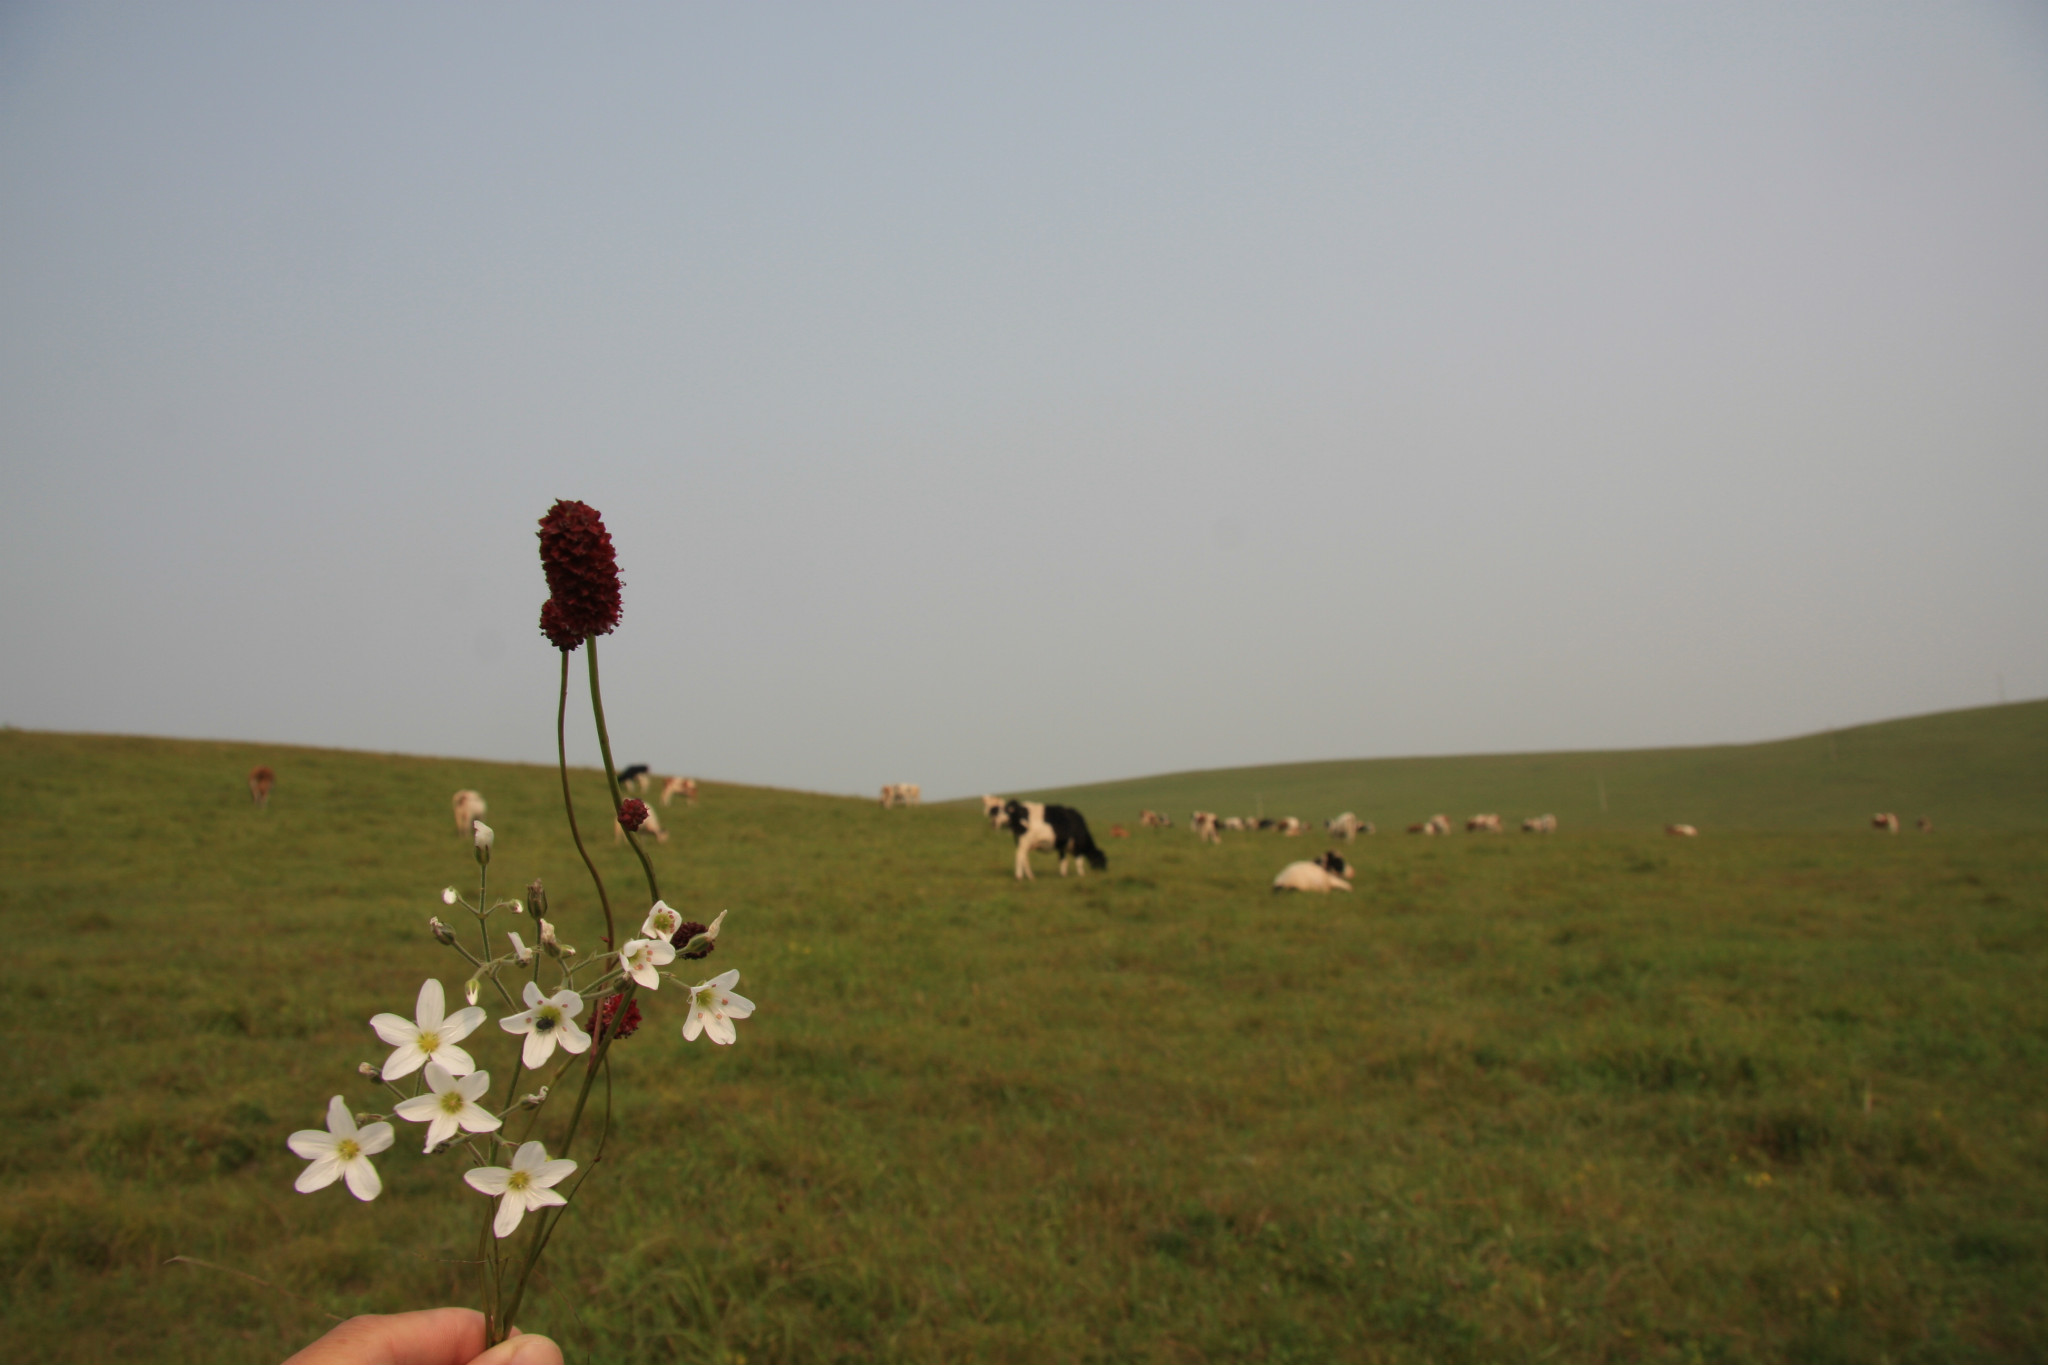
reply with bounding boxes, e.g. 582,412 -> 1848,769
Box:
473,821 -> 494,850
392,1063 -> 502,1152
499,981 -> 590,1069
370,979 -> 488,1080
287,1096 -> 394,1201
618,936 -> 675,989
641,901 -> 684,940
682,969 -> 755,1046
442,887 -> 458,905
508,931 -> 533,964
464,1139 -> 577,1238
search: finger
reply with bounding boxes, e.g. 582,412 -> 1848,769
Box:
467,1331 -> 564,1365
281,1308 -> 488,1365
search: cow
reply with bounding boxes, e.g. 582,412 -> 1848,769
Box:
1326,812 -> 1370,842
1872,812 -> 1900,834
881,784 -> 924,809
615,808 -> 669,844
1409,814 -> 1451,836
453,789 -> 488,836
1191,811 -> 1223,845
1666,824 -> 1698,837
1139,810 -> 1174,829
660,777 -> 698,808
982,795 -> 1008,825
1277,816 -> 1305,837
1521,814 -> 1558,834
1222,816 -> 1247,832
1466,814 -> 1502,834
619,764 -> 652,795
248,766 -> 275,808
1109,823 -> 1131,838
1273,850 -> 1355,893
1916,815 -> 1933,832
1002,800 -> 1108,880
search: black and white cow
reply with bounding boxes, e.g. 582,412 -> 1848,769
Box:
619,763 -> 652,795
1002,799 -> 1108,880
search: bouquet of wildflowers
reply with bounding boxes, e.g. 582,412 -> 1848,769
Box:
286,501 -> 752,1346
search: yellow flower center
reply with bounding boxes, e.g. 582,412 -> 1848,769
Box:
507,1170 -> 532,1192
336,1138 -> 361,1161
416,1030 -> 442,1053
439,1092 -> 466,1115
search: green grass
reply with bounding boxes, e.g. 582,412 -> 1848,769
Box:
1025,699 -> 2048,833
1,720 -> 2045,1363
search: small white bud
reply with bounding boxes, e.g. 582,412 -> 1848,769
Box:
539,919 -> 560,956
429,916 -> 457,946
357,1062 -> 381,1080
704,909 -> 728,941
473,821 -> 494,850
508,899 -> 523,915
464,978 -> 481,1006
441,887 -> 458,905
518,1086 -> 550,1109
508,931 -> 533,965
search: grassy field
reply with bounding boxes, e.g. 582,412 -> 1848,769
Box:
2,718 -> 2045,1363
1025,699 -> 2048,834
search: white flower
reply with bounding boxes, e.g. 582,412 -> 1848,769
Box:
287,1096 -> 394,1201
370,979 -> 489,1080
618,936 -> 675,989
538,919 -> 559,951
473,821 -> 494,850
508,931 -> 533,965
392,1063 -> 502,1152
498,981 -> 590,1069
464,1139 -> 577,1238
441,887 -> 458,905
682,969 -> 755,1046
641,901 -> 684,940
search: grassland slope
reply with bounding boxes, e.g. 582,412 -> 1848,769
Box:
1023,699 -> 2048,832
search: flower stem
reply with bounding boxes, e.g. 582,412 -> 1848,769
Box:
585,635 -> 661,913
555,647 -> 616,952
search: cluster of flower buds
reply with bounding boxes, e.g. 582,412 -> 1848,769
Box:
618,798 -> 650,833
536,499 -> 623,650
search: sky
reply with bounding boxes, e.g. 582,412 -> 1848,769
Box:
2,2 -> 2045,799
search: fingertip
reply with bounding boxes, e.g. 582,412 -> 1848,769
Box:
469,1331 -> 563,1365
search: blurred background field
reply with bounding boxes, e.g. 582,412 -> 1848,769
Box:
1,708 -> 2045,1363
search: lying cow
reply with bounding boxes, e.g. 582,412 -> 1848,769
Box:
1666,823 -> 1698,837
1522,814 -> 1557,834
1222,816 -> 1247,832
453,789 -> 487,836
248,765 -> 275,808
1466,813 -> 1502,834
1273,850 -> 1354,893
615,808 -> 670,844
1109,823 -> 1131,838
1278,816 -> 1305,837
1139,810 -> 1174,829
1191,811 -> 1223,845
1872,812 -> 1900,834
661,776 -> 698,807
1002,800 -> 1108,880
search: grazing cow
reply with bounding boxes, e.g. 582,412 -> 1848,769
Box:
1273,851 -> 1355,893
615,809 -> 669,844
619,764 -> 652,795
1466,814 -> 1502,834
981,795 -> 1008,825
1666,824 -> 1698,837
1254,818 -> 1277,832
660,777 -> 698,808
1222,816 -> 1247,832
1326,812 -> 1364,842
1407,822 -> 1429,835
452,789 -> 487,836
1191,811 -> 1223,845
1521,814 -> 1558,834
1916,815 -> 1933,832
1139,810 -> 1174,829
1872,812 -> 1900,834
248,765 -> 275,808
1002,800 -> 1108,880
1278,816 -> 1305,837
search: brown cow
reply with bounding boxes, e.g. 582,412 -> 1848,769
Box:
1872,812 -> 1900,834
248,766 -> 275,808
660,777 -> 698,808
1108,823 -> 1131,839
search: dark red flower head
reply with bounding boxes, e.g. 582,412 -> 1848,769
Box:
596,992 -> 642,1041
670,920 -> 716,959
538,598 -> 583,652
618,798 -> 650,832
537,500 -> 622,640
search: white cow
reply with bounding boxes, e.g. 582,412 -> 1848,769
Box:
1278,816 -> 1305,837
1191,811 -> 1223,845
1666,824 -> 1698,837
1521,813 -> 1557,834
453,790 -> 488,837
1273,851 -> 1354,893
616,809 -> 670,844
661,777 -> 698,807
1326,812 -> 1374,842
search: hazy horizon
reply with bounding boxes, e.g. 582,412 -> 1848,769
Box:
4,4 -> 2044,799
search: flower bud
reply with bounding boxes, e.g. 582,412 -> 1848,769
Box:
441,887 -> 458,906
473,821 -> 494,864
507,899 -> 523,916
518,1086 -> 550,1109
527,880 -> 547,919
355,1112 -> 379,1126
429,916 -> 457,946
464,978 -> 481,1006
618,798 -> 649,833
357,1062 -> 382,1081
508,931 -> 533,965
539,919 -> 560,956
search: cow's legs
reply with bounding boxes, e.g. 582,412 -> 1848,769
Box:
1014,842 -> 1034,880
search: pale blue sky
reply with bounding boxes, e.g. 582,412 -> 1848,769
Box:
3,3 -> 2044,797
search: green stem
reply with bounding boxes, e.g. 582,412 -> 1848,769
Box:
585,635 -> 661,913
556,648 -> 614,947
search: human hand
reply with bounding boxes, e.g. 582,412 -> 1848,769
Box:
282,1308 -> 562,1365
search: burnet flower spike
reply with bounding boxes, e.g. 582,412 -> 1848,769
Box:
286,499 -> 758,1349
